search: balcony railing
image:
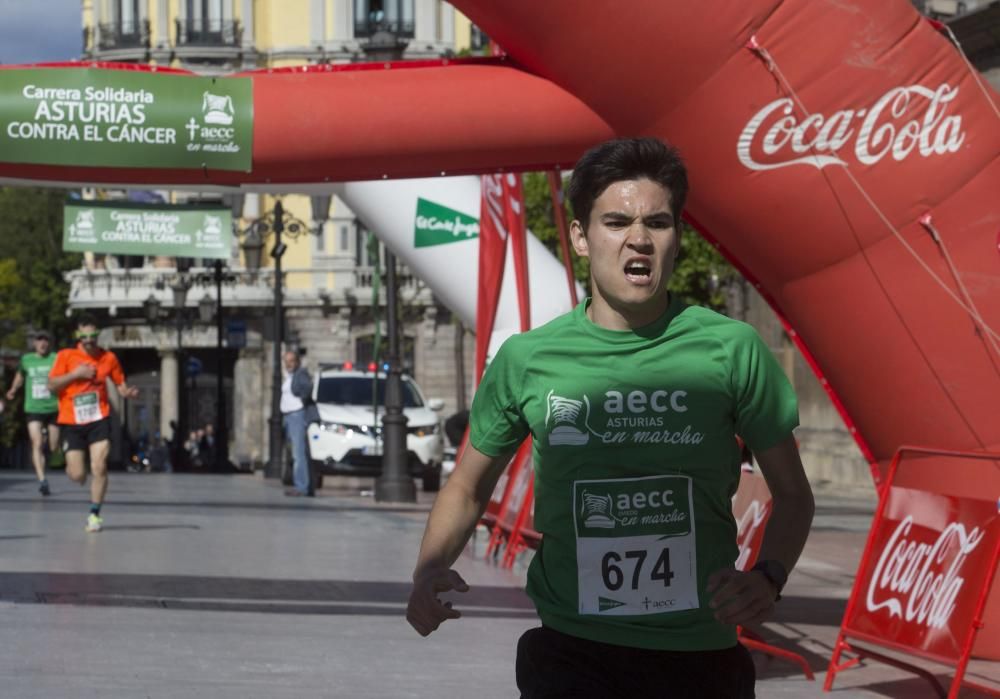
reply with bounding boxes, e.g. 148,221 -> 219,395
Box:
353,18 -> 415,38
96,20 -> 150,51
66,264 -> 429,312
175,18 -> 242,47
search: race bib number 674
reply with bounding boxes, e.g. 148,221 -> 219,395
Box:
574,475 -> 698,616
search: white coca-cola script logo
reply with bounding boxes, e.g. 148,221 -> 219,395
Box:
734,499 -> 769,571
866,516 -> 985,630
738,83 -> 964,171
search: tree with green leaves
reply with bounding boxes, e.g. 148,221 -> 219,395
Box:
0,187 -> 80,346
0,187 -> 81,451
522,172 -> 740,312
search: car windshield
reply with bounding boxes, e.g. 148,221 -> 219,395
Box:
316,376 -> 424,408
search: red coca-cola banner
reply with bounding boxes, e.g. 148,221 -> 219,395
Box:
826,447 -> 1000,697
844,486 -> 997,661
502,173 -> 531,333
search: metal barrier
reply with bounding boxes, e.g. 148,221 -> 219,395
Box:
824,445 -> 1000,698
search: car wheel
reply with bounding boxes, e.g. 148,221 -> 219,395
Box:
309,460 -> 324,491
421,466 -> 441,493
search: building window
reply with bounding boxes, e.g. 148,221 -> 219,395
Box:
339,225 -> 350,252
355,226 -> 382,268
354,0 -> 415,38
178,0 -> 241,46
115,0 -> 138,26
187,0 -> 224,26
98,0 -> 148,50
470,24 -> 488,51
316,228 -> 326,253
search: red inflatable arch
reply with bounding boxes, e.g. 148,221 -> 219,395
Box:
1,1 -> 997,490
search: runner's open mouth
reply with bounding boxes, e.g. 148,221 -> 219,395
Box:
624,260 -> 652,282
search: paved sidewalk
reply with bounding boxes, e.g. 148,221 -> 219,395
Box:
0,472 -> 995,698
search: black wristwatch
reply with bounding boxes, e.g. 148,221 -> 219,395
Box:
751,560 -> 788,601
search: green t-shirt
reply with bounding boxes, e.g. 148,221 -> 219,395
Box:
17,352 -> 58,415
469,297 -> 799,651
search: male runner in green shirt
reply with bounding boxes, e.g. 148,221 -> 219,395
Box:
407,138 -> 815,698
6,330 -> 60,496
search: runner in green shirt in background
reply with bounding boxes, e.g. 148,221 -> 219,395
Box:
407,138 -> 816,698
6,330 -> 60,496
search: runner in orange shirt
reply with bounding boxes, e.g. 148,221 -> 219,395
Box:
48,314 -> 139,533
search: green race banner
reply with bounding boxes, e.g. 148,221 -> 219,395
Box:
0,68 -> 252,171
63,201 -> 232,259
413,197 -> 479,247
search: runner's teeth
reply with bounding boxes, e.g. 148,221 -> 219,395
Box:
625,264 -> 650,275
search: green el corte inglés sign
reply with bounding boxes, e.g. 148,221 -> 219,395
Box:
63,201 -> 232,259
0,68 -> 252,171
413,197 -> 479,248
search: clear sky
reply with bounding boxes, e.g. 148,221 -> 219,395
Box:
0,0 -> 83,65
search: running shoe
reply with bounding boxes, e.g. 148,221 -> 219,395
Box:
39,480 -> 50,496
85,514 -> 103,533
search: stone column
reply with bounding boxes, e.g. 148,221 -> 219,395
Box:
310,0 -> 326,45
232,347 -> 265,468
414,0 -> 435,43
332,0 -> 353,42
440,2 -> 455,43
159,349 -> 180,442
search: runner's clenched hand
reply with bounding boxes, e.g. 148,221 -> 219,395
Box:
706,567 -> 777,626
74,363 -> 97,381
406,568 -> 469,636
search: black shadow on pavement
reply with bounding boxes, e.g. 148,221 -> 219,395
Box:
0,572 -> 536,619
100,524 -> 201,532
0,497 -> 431,517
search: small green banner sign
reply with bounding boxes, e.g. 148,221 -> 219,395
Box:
0,68 -> 252,171
63,201 -> 232,259
413,197 -> 479,248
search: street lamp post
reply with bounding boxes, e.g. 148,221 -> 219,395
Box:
229,195 -> 311,478
213,261 -> 230,472
266,200 -> 286,479
171,274 -> 191,445
375,250 -> 416,503
359,11 -> 415,503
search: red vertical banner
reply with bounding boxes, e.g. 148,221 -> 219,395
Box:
475,173 -> 509,384
731,470 -> 773,572
546,170 -> 579,307
502,173 -> 531,332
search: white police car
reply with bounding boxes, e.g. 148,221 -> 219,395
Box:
306,363 -> 446,491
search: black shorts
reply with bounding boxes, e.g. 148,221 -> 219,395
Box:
60,418 -> 111,453
25,412 -> 59,426
515,625 -> 756,699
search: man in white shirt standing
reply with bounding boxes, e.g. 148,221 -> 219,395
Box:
280,349 -> 314,497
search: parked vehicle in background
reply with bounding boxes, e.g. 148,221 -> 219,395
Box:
925,0 -> 991,17
306,363 -> 445,491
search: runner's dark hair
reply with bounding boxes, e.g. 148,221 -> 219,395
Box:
76,312 -> 99,329
567,137 -> 688,232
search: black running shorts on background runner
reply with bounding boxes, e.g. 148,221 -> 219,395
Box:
60,418 -> 111,452
515,625 -> 756,698
25,412 -> 59,426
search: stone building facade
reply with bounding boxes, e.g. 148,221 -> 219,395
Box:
72,0 -> 482,468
